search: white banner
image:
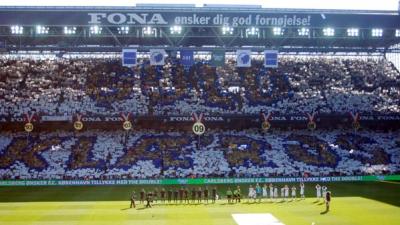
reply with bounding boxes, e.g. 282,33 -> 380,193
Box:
236,50 -> 251,67
150,49 -> 166,66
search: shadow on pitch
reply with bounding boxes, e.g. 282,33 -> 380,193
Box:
320,210 -> 329,215
220,202 -> 234,205
274,200 -> 287,204
242,202 -> 258,205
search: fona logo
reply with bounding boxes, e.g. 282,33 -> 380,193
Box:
239,53 -> 250,64
151,52 -> 163,62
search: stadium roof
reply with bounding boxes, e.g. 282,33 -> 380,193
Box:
0,6 -> 399,53
0,5 -> 398,14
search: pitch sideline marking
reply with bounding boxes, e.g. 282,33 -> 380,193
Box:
232,213 -> 285,225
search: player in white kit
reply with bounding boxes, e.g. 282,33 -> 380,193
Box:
269,183 -> 274,201
274,186 -> 279,201
322,186 -> 328,202
291,186 -> 296,200
262,184 -> 268,199
300,182 -> 305,199
315,184 -> 322,200
248,185 -> 254,202
284,185 -> 289,201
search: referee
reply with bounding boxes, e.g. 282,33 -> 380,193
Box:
325,191 -> 331,211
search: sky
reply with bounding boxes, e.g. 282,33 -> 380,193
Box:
0,0 -> 398,11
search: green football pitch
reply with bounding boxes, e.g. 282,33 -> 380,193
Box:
0,181 -> 399,225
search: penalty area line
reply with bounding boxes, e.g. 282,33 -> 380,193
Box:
232,213 -> 285,225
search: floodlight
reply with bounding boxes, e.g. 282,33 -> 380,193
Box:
64,26 -> 77,35
222,26 -> 234,35
371,28 -> 383,37
347,28 -> 359,37
323,27 -> 335,36
90,25 -> 102,35
118,26 -> 129,34
298,27 -> 310,36
36,25 -> 49,34
143,26 -> 155,36
10,25 -> 23,34
272,27 -> 283,36
246,27 -> 259,37
170,25 -> 182,35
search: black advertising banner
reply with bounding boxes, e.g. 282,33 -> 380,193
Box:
1,114 -> 400,123
0,7 -> 398,28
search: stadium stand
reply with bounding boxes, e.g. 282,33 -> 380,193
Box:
0,6 -> 399,183
0,56 -> 399,116
0,130 -> 398,180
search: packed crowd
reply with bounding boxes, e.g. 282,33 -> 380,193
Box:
0,130 -> 398,180
0,56 -> 399,117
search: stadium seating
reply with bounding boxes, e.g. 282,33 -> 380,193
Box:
0,130 -> 398,179
0,56 -> 399,116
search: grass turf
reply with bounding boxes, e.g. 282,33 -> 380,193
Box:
0,181 -> 399,225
